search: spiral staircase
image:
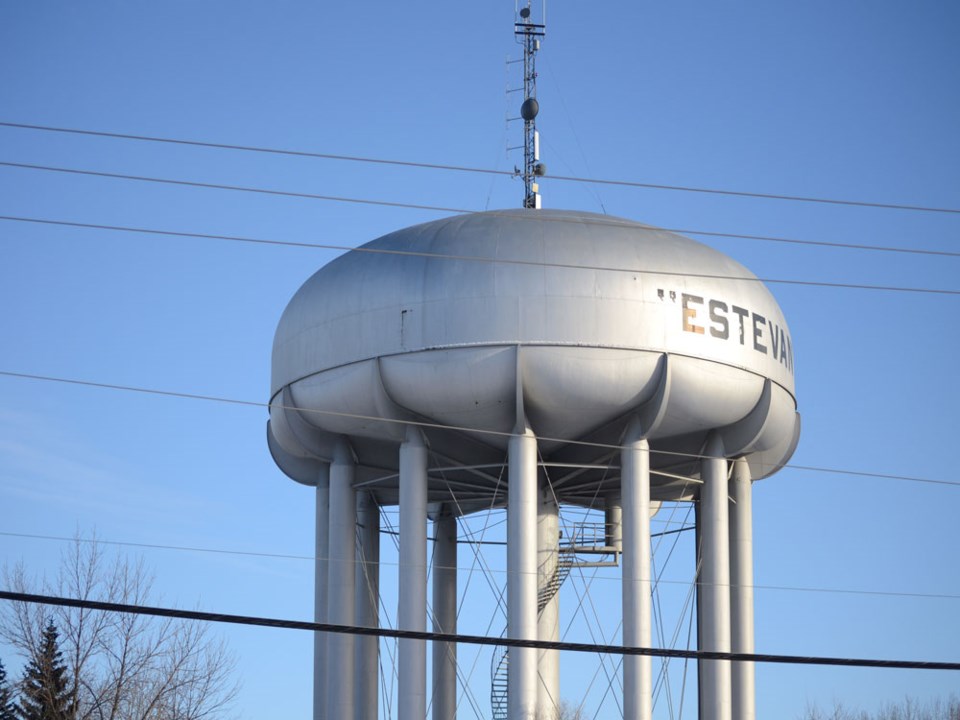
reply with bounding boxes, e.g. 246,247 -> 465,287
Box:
490,516 -> 620,720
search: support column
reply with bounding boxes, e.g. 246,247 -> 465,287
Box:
695,499 -> 704,720
537,481 -> 560,718
314,464 -> 330,720
355,491 -> 380,720
432,508 -> 458,720
605,496 -> 623,553
730,458 -> 755,720
508,421 -> 538,720
700,433 -> 732,720
400,427 -> 428,720
327,440 -> 357,720
622,421 -> 652,720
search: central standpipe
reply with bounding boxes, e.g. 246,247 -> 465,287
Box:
537,483 -> 560,716
355,491 -> 380,720
328,440 -> 357,720
399,428 -> 428,720
508,420 -> 538,720
432,509 -> 458,720
700,434 -> 732,720
314,464 -> 330,720
622,421 -> 652,720
730,458 -> 756,720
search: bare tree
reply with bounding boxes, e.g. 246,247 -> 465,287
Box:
1,536 -> 237,720
557,700 -> 585,720
800,696 -> 960,720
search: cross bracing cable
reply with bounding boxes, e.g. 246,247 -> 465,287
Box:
540,460 -> 624,715
2,215 -> 958,296
1,368 -> 957,489
3,591 -> 959,671
381,499 -> 488,720
564,566 -> 624,717
2,121 -> 958,215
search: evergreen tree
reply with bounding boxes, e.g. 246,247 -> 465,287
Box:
0,658 -> 18,720
17,621 -> 74,720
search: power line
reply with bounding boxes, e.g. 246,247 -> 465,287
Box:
0,526 -> 689,556
0,531 -> 314,562
0,368 -> 957,489
666,227 -> 960,259
2,214 -> 958,296
4,531 -> 959,602
2,210 -> 956,263
0,161 -> 473,214
2,590 -> 958,671
2,120 -> 958,215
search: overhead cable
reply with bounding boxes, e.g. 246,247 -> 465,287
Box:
0,161 -> 473,214
2,591 -> 959,671
0,368 -> 957,488
2,212 -> 957,262
1,215 -> 957,296
2,121 -> 958,215
4,531 -> 958,602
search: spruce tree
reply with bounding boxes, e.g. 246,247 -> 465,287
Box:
17,621 -> 74,720
0,658 -> 18,720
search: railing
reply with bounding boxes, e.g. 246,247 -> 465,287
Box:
490,642 -> 509,720
562,520 -> 605,551
490,546 -> 575,718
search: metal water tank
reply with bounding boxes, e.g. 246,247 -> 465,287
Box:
268,209 -> 800,508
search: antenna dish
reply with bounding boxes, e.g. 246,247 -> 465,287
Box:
534,162 -> 546,176
519,7 -> 531,18
520,97 -> 539,121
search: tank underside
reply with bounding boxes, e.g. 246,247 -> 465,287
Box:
269,343 -> 800,515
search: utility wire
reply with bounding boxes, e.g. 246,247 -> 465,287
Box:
2,210 -> 957,263
2,215 -> 958,296
0,161 -> 472,214
2,121 -> 958,215
1,368 -> 957,489
2,590 -> 959,671
5,530 -> 958,603
666,227 -> 960,259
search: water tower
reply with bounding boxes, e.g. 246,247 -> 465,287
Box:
267,8 -> 799,720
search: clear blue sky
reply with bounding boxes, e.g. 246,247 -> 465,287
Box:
1,2 -> 958,718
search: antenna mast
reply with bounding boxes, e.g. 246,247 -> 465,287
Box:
515,2 -> 546,209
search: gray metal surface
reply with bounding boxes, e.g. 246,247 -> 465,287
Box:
432,512 -> 458,720
622,425 -> 652,720
269,209 -> 800,508
730,459 -> 756,720
327,442 -> 356,720
313,467 -> 329,720
700,434 -> 732,720
354,492 -> 379,720
507,422 -> 538,720
270,209 -> 797,720
399,429 -> 428,720
536,484 -> 559,716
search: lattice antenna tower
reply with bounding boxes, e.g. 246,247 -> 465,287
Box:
515,2 -> 546,209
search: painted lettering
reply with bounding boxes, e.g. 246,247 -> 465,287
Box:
656,287 -> 794,376
681,294 -> 705,334
752,313 -> 767,353
708,300 -> 729,339
731,306 -> 749,345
